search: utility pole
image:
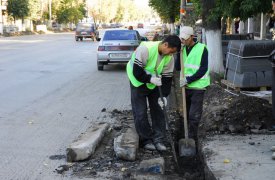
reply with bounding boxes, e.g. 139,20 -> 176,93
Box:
48,0 -> 52,27
0,0 -> 3,35
180,0 -> 186,26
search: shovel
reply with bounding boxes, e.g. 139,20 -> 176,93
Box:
178,50 -> 196,157
155,74 -> 179,169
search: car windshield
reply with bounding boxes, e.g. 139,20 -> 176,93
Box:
103,30 -> 137,40
76,24 -> 94,31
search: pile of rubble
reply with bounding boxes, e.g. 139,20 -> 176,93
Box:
201,84 -> 274,135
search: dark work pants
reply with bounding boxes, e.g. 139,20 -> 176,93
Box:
130,83 -> 166,146
185,89 -> 205,141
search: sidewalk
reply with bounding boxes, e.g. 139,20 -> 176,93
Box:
202,134 -> 275,180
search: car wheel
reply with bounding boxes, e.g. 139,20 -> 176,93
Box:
80,37 -> 83,41
97,62 -> 104,71
75,37 -> 79,41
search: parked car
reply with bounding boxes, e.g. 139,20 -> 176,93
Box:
97,29 -> 146,70
75,23 -> 99,41
137,23 -> 144,28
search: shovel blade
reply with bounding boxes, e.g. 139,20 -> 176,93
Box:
178,138 -> 196,157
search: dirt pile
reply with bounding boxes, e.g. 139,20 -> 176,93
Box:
201,84 -> 274,135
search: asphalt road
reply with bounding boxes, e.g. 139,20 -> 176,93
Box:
0,33 -> 131,179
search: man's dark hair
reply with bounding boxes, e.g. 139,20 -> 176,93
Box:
162,35 -> 182,51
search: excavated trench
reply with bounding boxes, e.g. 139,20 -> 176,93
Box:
54,74 -> 273,179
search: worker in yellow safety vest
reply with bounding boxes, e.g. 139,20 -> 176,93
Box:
127,35 -> 181,151
177,26 -> 210,147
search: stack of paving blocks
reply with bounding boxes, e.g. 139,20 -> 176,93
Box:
222,33 -> 254,66
225,40 -> 275,88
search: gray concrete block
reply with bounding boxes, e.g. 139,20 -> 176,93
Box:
226,69 -> 272,87
225,54 -> 272,73
256,71 -> 266,87
138,157 -> 165,174
114,128 -> 139,161
226,69 -> 257,87
256,71 -> 272,87
66,123 -> 109,162
227,40 -> 275,57
265,71 -> 272,85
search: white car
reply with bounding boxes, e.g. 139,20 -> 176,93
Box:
97,29 -> 147,70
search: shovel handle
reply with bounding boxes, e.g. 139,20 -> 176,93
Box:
180,49 -> 189,139
155,73 -> 179,168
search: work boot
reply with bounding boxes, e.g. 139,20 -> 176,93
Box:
144,143 -> 156,151
155,143 -> 167,151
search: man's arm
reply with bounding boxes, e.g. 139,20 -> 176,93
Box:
174,52 -> 181,71
133,46 -> 151,83
161,57 -> 174,97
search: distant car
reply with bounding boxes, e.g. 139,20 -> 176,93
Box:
75,23 -> 99,41
97,29 -> 146,70
137,23 -> 144,28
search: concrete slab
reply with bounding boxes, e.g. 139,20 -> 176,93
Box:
202,134 -> 275,180
114,127 -> 139,161
66,123 -> 109,162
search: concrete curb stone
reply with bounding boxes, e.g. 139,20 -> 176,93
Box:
66,123 -> 110,162
114,127 -> 139,161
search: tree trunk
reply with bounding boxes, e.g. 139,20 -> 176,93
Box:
169,15 -> 175,34
22,17 -> 25,31
205,30 -> 224,74
202,0 -> 224,74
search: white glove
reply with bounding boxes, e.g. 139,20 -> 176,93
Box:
180,77 -> 188,87
158,97 -> 167,109
150,76 -> 162,86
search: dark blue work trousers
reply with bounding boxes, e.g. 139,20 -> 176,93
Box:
186,89 -> 205,140
130,83 -> 166,146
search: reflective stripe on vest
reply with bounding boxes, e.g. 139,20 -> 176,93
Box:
182,43 -> 210,88
126,41 -> 172,89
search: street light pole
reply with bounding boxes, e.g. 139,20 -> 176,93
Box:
0,0 -> 3,35
180,0 -> 186,26
48,0 -> 52,27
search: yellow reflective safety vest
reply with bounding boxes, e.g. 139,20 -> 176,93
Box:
127,41 -> 172,89
182,43 -> 210,88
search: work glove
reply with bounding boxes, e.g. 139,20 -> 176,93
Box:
180,77 -> 188,87
150,76 -> 162,86
158,97 -> 167,109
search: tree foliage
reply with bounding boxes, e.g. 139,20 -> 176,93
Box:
7,0 -> 29,22
190,0 -> 272,74
149,0 -> 180,23
28,0 -> 40,21
56,0 -> 85,24
226,0 -> 271,20
192,0 -> 272,28
88,0 -> 154,23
